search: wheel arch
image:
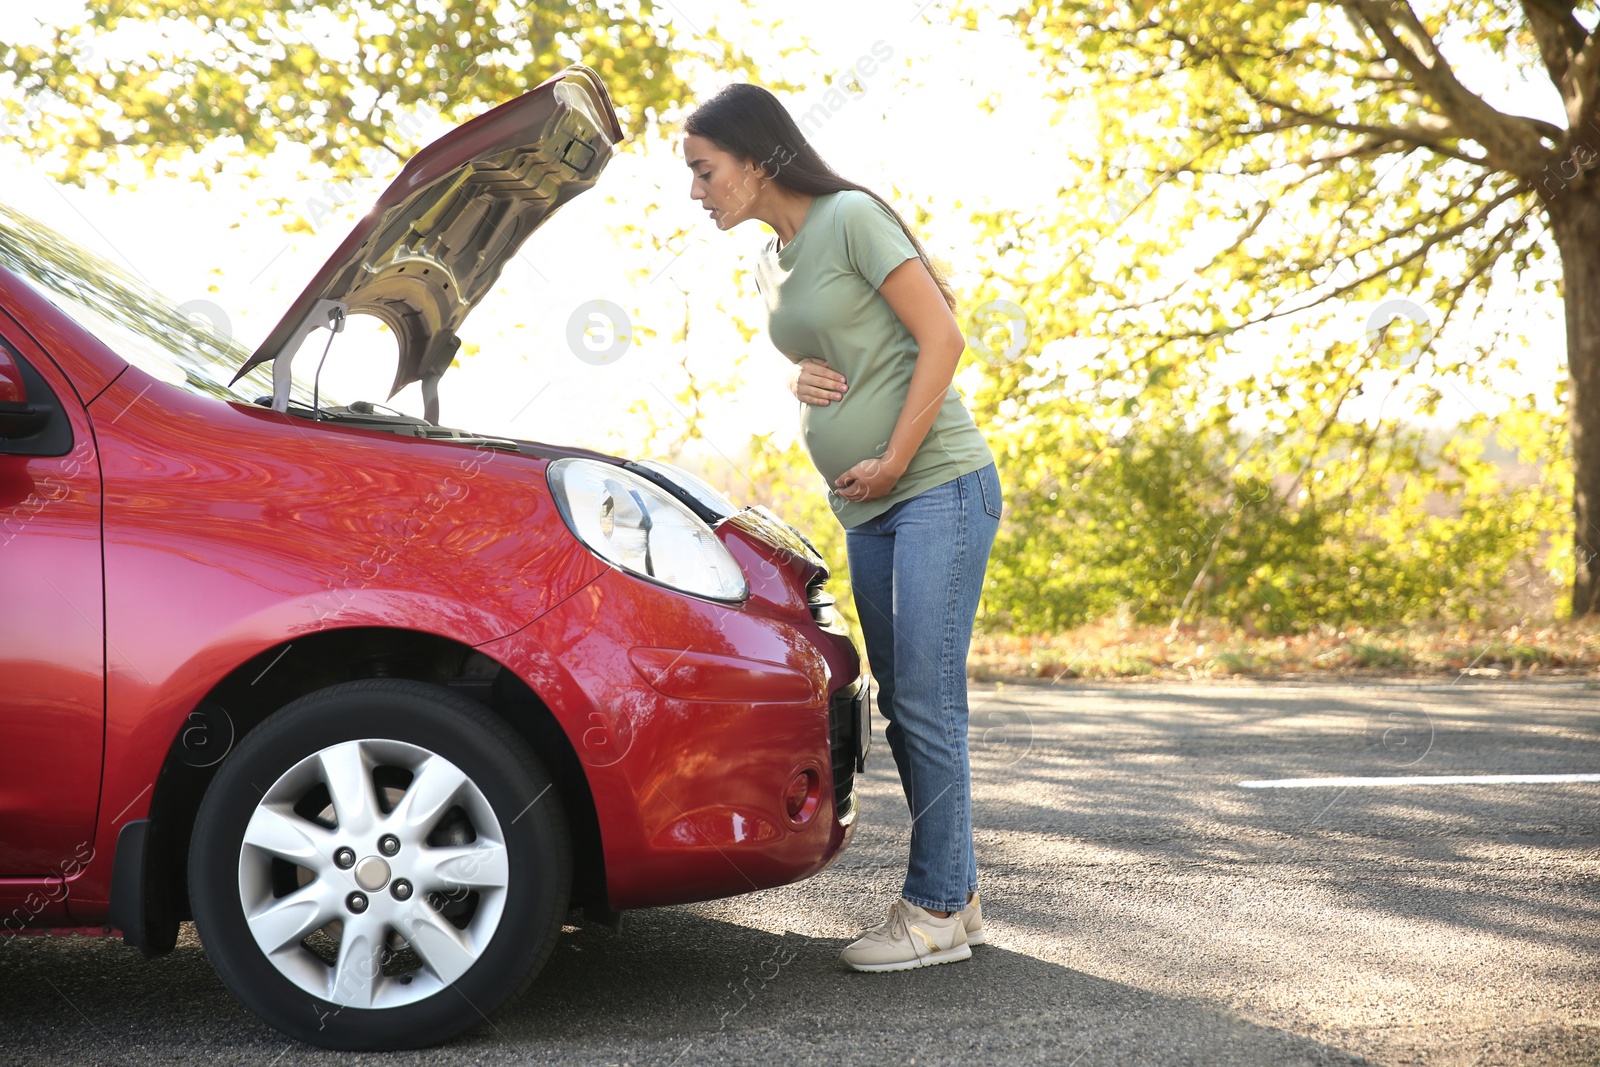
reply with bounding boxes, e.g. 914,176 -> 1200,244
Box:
115,625 -> 610,957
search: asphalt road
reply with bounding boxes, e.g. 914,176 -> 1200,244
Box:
4,679 -> 1599,1066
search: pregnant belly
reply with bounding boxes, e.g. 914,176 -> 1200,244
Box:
800,399 -> 896,486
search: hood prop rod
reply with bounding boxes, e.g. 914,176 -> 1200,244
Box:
311,306 -> 347,421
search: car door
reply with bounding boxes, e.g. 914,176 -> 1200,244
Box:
0,315 -> 105,876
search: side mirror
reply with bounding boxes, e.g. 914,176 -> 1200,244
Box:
0,346 -> 49,438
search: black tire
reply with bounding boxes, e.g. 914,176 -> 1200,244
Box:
188,678 -> 570,1050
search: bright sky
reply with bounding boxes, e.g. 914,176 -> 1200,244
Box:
0,1 -> 1575,482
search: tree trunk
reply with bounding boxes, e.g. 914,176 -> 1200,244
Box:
1549,189 -> 1600,615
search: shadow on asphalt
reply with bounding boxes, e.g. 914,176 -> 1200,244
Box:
945,687 -> 1600,957
0,911 -> 1370,1065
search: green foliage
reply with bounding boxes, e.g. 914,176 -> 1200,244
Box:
0,0 -> 772,191
955,1 -> 1579,631
979,390 -> 1567,634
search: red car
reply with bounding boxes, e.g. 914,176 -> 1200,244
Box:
0,64 -> 867,1049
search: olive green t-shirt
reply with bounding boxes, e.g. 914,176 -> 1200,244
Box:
753,189 -> 995,529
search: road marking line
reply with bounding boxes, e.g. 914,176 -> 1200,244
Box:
1240,773 -> 1600,788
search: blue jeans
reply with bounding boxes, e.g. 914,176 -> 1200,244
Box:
844,460 -> 1002,912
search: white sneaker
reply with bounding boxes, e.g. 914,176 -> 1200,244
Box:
961,891 -> 986,946
840,898 -> 972,972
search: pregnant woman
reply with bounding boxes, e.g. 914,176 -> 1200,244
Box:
684,84 -> 1004,972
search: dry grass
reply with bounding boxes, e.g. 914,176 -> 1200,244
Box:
968,618 -> 1600,682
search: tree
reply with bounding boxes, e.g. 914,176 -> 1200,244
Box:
971,2 -> 1589,613
0,1 -> 772,195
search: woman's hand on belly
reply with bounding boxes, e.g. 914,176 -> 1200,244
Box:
834,452 -> 906,502
791,357 -> 848,406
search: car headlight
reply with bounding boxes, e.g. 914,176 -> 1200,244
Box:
633,459 -> 739,519
546,458 -> 748,601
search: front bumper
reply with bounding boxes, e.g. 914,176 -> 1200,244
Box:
828,675 -> 870,824
479,536 -> 864,911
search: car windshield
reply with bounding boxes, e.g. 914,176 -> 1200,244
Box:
0,201 -> 331,407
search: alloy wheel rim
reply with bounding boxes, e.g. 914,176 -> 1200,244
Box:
235,738 -> 511,1009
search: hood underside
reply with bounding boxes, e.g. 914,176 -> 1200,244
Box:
232,64 -> 624,422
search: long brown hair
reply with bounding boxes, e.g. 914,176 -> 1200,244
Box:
683,82 -> 958,312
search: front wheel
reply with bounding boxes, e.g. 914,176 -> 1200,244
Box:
188,679 -> 570,1050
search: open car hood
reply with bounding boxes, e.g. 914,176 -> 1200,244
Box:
232,64 -> 623,422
